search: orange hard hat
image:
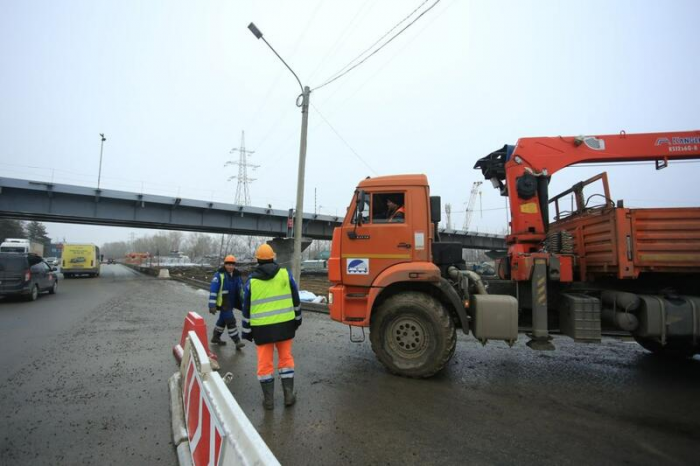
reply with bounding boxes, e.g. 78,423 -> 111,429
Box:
224,255 -> 236,264
255,244 -> 275,260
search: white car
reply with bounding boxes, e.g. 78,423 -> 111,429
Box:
44,257 -> 59,267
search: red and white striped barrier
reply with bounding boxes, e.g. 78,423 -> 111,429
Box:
173,312 -> 219,371
169,330 -> 279,466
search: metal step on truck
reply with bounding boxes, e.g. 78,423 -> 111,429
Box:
327,130 -> 700,377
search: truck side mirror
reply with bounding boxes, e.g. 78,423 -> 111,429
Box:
430,196 -> 441,224
356,190 -> 365,213
355,190 -> 367,225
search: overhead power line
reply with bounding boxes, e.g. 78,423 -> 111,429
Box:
311,103 -> 378,175
312,0 -> 442,91
319,0 -> 432,87
307,0 -> 376,83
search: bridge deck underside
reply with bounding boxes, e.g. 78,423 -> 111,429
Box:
0,178 -> 505,250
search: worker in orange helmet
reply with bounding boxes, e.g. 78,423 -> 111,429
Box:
208,254 -> 245,349
242,243 -> 302,410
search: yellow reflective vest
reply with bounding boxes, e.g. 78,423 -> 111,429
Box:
249,268 -> 295,327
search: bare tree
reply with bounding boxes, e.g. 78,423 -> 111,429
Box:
167,231 -> 184,252
185,233 -> 216,262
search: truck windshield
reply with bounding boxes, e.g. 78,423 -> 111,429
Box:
0,255 -> 28,271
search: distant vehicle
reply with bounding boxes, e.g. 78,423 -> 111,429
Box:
62,244 -> 100,278
0,238 -> 44,256
44,257 -> 60,267
301,259 -> 328,273
107,258 -> 115,264
0,253 -> 58,301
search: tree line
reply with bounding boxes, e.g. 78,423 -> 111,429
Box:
1,218 -> 332,263
0,219 -> 51,248
101,231 -> 331,264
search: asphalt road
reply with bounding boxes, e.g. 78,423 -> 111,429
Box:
1,267 -> 698,465
0,264 -> 181,465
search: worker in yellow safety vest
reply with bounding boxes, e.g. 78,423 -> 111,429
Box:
241,244 -> 301,410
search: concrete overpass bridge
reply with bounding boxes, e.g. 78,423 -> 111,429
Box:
0,177 -> 506,250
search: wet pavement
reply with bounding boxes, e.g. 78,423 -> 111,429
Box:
1,267 -> 698,465
218,313 -> 700,466
0,265 -> 183,465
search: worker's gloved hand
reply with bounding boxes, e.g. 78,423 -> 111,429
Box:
242,332 -> 253,342
209,307 -> 217,315
295,319 -> 302,330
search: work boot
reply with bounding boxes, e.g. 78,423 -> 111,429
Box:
260,380 -> 274,410
210,333 -> 226,346
234,339 -> 245,350
281,377 -> 296,407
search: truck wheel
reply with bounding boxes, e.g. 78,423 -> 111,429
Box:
634,336 -> 697,358
370,292 -> 456,378
27,285 -> 39,302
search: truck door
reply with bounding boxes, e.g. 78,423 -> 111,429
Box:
341,191 -> 416,287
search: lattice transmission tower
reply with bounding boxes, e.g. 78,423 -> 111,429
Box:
225,131 -> 259,206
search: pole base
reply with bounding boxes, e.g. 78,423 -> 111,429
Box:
526,336 -> 555,351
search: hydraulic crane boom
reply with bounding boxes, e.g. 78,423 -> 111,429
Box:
475,131 -> 700,249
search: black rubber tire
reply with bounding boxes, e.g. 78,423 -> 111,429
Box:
370,292 -> 456,378
634,335 -> 697,358
49,281 -> 57,295
27,285 -> 39,302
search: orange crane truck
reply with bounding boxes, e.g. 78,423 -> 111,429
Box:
327,130 -> 700,377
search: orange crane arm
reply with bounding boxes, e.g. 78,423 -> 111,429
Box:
475,130 -> 700,244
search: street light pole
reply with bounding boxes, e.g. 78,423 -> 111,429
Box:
293,85 -> 310,282
248,22 -> 310,284
97,133 -> 106,190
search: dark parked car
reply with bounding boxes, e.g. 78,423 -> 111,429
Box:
0,253 -> 58,301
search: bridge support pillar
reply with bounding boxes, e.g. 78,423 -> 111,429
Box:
268,237 -> 311,272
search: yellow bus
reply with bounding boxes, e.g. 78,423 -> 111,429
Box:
62,244 -> 100,278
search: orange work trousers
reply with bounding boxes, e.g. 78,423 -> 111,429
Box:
256,339 -> 294,382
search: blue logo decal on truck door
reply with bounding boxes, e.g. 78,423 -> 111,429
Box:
347,258 -> 369,275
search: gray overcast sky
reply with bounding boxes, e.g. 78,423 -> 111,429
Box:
1,0 -> 699,245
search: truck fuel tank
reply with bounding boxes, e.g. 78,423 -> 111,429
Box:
470,294 -> 519,346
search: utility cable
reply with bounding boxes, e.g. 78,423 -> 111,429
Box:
312,0 -> 442,91
311,103 -> 378,175
306,0 -> 375,82
318,0 -> 456,110
319,0 -> 431,86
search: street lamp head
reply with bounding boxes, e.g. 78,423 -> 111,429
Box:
100,133 -> 106,141
248,23 -> 263,39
